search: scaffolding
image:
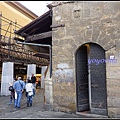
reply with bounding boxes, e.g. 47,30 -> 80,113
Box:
0,14 -> 49,67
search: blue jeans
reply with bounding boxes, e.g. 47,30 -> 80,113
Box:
9,96 -> 15,104
14,91 -> 22,108
33,89 -> 35,97
32,83 -> 36,97
27,95 -> 32,105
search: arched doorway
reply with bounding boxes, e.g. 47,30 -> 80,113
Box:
75,42 -> 107,116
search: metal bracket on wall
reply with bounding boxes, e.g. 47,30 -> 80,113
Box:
50,24 -> 65,28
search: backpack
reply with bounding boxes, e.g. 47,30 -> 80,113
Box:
9,86 -> 14,91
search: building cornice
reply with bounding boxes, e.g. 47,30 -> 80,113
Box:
5,1 -> 38,20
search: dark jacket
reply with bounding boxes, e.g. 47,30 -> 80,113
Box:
31,76 -> 36,83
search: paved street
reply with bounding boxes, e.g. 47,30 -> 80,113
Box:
0,88 -> 108,119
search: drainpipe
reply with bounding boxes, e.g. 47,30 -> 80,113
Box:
16,41 -> 52,78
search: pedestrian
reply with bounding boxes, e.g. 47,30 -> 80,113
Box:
25,79 -> 34,107
13,76 -> 25,108
8,82 -> 15,105
8,78 -> 17,105
31,73 -> 36,97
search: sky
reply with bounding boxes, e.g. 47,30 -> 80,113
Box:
18,1 -> 53,16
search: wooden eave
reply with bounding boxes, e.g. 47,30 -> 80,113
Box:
25,31 -> 52,42
14,10 -> 52,37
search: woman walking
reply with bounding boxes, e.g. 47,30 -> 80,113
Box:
25,79 -> 34,107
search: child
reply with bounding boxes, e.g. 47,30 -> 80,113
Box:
8,82 -> 15,104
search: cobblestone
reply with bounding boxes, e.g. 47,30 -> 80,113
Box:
0,88 -> 107,119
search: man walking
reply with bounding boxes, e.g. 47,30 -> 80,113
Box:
31,73 -> 36,97
13,77 -> 25,108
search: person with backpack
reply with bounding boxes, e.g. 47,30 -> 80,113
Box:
8,78 -> 17,105
8,82 -> 15,105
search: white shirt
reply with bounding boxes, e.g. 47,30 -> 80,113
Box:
25,83 -> 33,92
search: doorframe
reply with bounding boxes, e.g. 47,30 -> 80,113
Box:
75,42 -> 107,115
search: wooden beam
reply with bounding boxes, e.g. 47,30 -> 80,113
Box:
33,52 -> 50,59
25,31 -> 52,42
13,37 -> 24,42
21,32 -> 29,37
50,24 -> 65,28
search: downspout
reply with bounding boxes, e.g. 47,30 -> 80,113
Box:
16,41 -> 52,78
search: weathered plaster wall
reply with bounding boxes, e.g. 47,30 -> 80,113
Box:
51,1 -> 120,117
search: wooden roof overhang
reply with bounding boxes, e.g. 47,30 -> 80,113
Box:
14,10 -> 52,60
15,10 -> 52,43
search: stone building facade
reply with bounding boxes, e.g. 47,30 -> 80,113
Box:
49,1 -> 120,118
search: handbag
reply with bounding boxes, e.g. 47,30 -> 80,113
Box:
28,91 -> 33,96
9,86 -> 14,91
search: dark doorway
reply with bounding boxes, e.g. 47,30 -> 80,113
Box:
76,43 -> 107,116
76,45 -> 89,111
14,64 -> 27,79
36,67 -> 41,74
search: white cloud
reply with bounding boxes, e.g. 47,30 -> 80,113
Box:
18,1 -> 53,16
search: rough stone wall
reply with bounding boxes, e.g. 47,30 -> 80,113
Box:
51,1 -> 120,117
106,47 -> 120,117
